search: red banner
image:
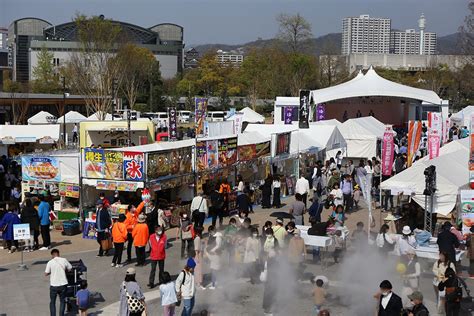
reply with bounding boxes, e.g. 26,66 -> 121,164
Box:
428,129 -> 440,160
407,120 -> 422,167
382,126 -> 394,176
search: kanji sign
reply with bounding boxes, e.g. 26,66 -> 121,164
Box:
123,152 -> 144,181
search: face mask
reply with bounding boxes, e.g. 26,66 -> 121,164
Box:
183,214 -> 188,219
157,230 -> 163,235
253,234 -> 258,238
381,291 -> 389,296
100,197 -> 104,200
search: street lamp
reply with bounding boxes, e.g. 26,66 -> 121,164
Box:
61,76 -> 67,146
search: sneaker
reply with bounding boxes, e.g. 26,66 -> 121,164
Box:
147,284 -> 154,289
111,263 -> 116,267
198,285 -> 206,290
116,264 -> 123,268
39,247 -> 49,251
208,286 -> 216,290
96,254 -> 103,257
23,248 -> 30,253
8,250 -> 12,254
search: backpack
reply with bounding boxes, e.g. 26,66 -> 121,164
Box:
445,278 -> 463,303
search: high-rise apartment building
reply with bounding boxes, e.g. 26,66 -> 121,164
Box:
341,15 -> 391,55
390,14 -> 437,55
0,28 -> 7,49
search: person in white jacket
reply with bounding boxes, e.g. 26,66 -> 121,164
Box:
243,228 -> 262,284
175,258 -> 196,316
206,226 -> 223,290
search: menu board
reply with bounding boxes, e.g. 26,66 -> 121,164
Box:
147,147 -> 193,180
105,151 -> 123,180
21,156 -> 60,182
59,183 -> 80,198
84,148 -> 105,179
238,141 -> 271,162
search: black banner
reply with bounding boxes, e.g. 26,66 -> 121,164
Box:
299,89 -> 310,129
168,107 -> 178,140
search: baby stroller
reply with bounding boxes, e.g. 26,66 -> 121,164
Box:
65,259 -> 87,312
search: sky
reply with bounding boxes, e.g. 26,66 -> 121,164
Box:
0,0 -> 469,46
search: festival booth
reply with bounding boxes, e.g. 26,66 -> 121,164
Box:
21,151 -> 81,222
0,124 -> 60,158
450,105 -> 474,128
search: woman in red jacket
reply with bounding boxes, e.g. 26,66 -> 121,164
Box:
148,224 -> 167,288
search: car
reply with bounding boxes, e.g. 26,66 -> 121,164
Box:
178,110 -> 194,123
206,111 -> 225,122
152,112 -> 169,128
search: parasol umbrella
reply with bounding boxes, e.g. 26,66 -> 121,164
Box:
269,212 -> 294,219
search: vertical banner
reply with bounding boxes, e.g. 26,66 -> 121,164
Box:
123,152 -> 144,181
444,118 -> 450,144
233,113 -> 244,134
168,107 -> 178,141
83,148 -> 105,179
461,190 -> 474,236
469,114 -> 474,187
407,120 -> 422,167
381,126 -> 394,176
316,103 -> 326,121
299,90 -> 310,129
284,107 -> 293,125
428,112 -> 442,133
196,141 -> 208,172
195,97 -> 208,137
428,129 -> 441,159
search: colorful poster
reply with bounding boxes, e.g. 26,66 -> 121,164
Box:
233,113 -> 244,134
284,107 -> 293,125
218,137 -> 238,167
168,107 -> 178,141
195,98 -> 208,137
461,190 -> 474,236
238,144 -> 256,162
316,103 -> 326,121
21,156 -> 60,182
196,141 -> 208,172
147,152 -> 171,178
428,112 -> 442,133
84,148 -> 105,179
276,132 -> 291,156
207,140 -> 219,169
123,152 -> 144,181
299,90 -> 310,128
381,126 -> 394,176
59,183 -> 80,198
104,151 -> 123,180
428,129 -> 441,160
407,120 -> 422,167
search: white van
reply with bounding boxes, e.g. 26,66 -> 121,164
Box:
178,111 -> 193,123
207,111 -> 225,122
152,112 -> 169,128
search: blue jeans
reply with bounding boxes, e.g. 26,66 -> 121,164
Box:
50,285 -> 67,316
181,296 -> 195,316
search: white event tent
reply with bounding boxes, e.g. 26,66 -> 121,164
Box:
450,106 -> 474,127
27,111 -> 55,124
228,107 -> 265,123
380,138 -> 469,216
57,111 -> 87,124
87,111 -> 113,121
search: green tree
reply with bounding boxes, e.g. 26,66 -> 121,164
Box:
32,46 -> 61,93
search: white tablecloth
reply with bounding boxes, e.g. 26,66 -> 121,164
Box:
391,234 -> 465,261
296,225 -> 332,247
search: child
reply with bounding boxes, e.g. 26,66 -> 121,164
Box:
333,229 -> 344,263
353,185 -> 361,210
311,277 -> 326,315
76,280 -> 90,316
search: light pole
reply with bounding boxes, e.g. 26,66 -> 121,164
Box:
112,78 -> 118,121
61,76 -> 67,146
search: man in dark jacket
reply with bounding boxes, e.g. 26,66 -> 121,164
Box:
96,200 -> 112,257
210,184 -> 224,228
377,280 -> 403,316
21,198 -> 40,250
145,200 -> 158,235
407,291 -> 429,316
437,222 -> 460,264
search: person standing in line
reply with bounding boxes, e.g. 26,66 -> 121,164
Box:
38,194 -> 51,250
190,193 -> 208,228
295,172 -> 310,207
159,271 -> 178,316
289,193 -> 306,225
96,200 -> 112,257
219,179 -> 231,215
45,249 -> 72,316
124,202 -> 145,264
21,198 -> 40,251
175,258 -> 196,316
340,174 -> 353,212
120,268 -> 146,316
148,225 -> 167,288
210,184 -> 224,228
0,202 -> 21,253
132,214 -> 149,267
111,214 -> 127,267
193,227 -> 206,290
375,280 -> 403,316
272,175 -> 281,208
311,277 -> 327,315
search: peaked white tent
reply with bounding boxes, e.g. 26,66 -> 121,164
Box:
228,107 -> 265,123
381,138 -> 469,216
57,111 -> 87,124
310,119 -> 342,128
450,106 -> 474,127
87,111 -> 113,121
27,111 -> 55,125
310,66 -> 442,105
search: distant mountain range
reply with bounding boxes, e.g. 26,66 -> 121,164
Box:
191,32 -> 463,56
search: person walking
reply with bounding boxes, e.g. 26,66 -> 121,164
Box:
272,175 -> 281,208
120,268 -> 146,316
178,212 -> 194,259
159,271 -> 178,316
193,227 -> 205,290
289,193 -> 306,225
219,179 -> 231,215
236,188 -> 252,217
112,214 -> 128,267
38,194 -> 51,250
376,224 -> 395,254
148,225 -> 167,288
20,198 -> 40,251
190,193 -> 208,228
376,280 -> 403,316
132,214 -> 149,266
271,218 -> 287,248
433,251 -> 456,313
175,258 -> 196,316
210,184 -> 224,228
355,160 -> 367,199
406,291 -> 429,316
243,227 -> 261,284
45,249 -> 72,316
438,267 -> 462,316
287,229 -> 306,279
96,200 -> 112,257
402,249 -> 421,291
437,222 -> 460,265
0,203 -> 21,253
295,173 -> 310,207
468,226 -> 474,278
396,226 -> 417,256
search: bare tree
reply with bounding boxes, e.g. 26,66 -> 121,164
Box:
459,1 -> 474,63
277,13 -> 313,52
65,15 -> 125,119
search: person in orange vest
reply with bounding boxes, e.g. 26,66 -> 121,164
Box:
111,214 -> 128,268
132,213 -> 149,267
124,201 -> 145,264
219,179 -> 231,214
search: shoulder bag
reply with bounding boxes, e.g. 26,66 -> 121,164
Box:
123,282 -> 145,313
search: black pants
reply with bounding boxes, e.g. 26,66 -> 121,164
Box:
445,301 -> 460,316
6,240 -> 19,250
181,239 -> 193,258
41,224 -> 51,248
272,188 -> 281,207
302,193 -> 308,208
126,233 -> 133,262
136,246 -> 146,265
50,285 -> 67,316
343,193 -> 353,211
212,207 -> 224,228
33,229 -> 40,249
148,259 -> 165,286
195,212 -> 205,228
112,242 -> 124,264
97,231 -> 108,256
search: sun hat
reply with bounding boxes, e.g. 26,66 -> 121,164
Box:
408,291 -> 423,301
126,267 -> 136,275
402,225 -> 412,235
138,214 -> 146,223
276,218 -> 284,224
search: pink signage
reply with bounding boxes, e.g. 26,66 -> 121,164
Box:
428,129 -> 441,159
382,126 -> 394,176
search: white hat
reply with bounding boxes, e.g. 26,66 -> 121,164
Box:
402,225 -> 412,235
126,267 -> 136,275
138,214 -> 146,223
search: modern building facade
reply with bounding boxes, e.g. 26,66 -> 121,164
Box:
7,17 -> 184,82
0,27 -> 8,49
390,30 -> 437,55
216,49 -> 244,66
341,15 -> 391,55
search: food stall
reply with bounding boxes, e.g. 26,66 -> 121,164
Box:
0,125 -> 60,158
